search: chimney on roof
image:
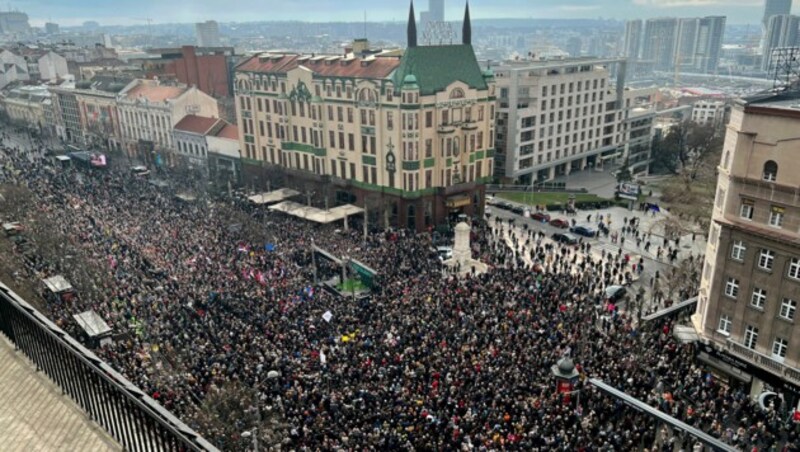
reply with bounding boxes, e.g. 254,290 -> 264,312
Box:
463,2 -> 472,46
407,1 -> 417,48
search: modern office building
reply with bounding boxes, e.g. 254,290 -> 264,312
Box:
420,0 -> 445,30
694,16 -> 727,74
44,22 -> 59,35
232,3 -> 495,230
195,20 -> 221,47
762,14 -> 800,71
492,57 -> 657,183
641,15 -> 726,74
642,18 -> 679,71
763,0 -> 793,29
0,12 -> 31,36
694,86 -> 800,402
623,20 -> 643,60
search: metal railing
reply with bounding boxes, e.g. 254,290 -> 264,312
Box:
0,282 -> 219,452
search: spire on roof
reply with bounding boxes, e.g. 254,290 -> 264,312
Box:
462,2 -> 472,45
407,1 -> 417,48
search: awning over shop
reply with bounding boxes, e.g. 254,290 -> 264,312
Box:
600,152 -> 623,161
42,275 -> 73,294
248,188 -> 301,205
269,201 -> 364,224
72,310 -> 112,338
673,325 -> 699,344
446,195 -> 471,208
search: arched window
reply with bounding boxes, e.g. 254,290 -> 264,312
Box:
763,160 -> 778,182
358,89 -> 377,103
450,88 -> 465,99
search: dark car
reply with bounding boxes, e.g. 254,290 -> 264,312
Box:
511,205 -> 525,215
497,201 -> 513,211
604,285 -> 628,303
570,225 -> 597,238
532,212 -> 551,222
552,232 -> 579,245
550,218 -> 570,229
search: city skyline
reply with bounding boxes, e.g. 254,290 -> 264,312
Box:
14,0 -> 800,28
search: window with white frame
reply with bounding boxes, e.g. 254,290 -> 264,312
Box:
740,199 -> 754,220
758,249 -> 775,271
731,241 -> 746,261
751,288 -> 767,309
780,298 -> 797,321
718,314 -> 732,335
790,258 -> 800,280
725,277 -> 739,298
744,325 -> 759,349
773,337 -> 788,362
769,206 -> 785,228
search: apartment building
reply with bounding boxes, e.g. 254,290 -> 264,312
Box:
232,3 -> 495,230
493,57 -> 656,183
691,99 -> 728,128
694,87 -> 800,402
117,79 -> 219,164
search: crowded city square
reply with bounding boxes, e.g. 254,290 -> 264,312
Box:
0,128 -> 797,451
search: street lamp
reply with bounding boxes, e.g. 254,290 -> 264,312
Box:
241,428 -> 259,452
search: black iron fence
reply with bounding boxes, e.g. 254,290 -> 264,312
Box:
0,283 -> 219,452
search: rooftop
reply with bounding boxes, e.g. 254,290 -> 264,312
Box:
174,115 -> 223,135
214,123 -> 239,140
391,44 -> 488,95
740,85 -> 800,115
123,82 -> 187,102
236,52 -> 402,80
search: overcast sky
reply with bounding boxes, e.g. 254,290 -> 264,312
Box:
21,0 -> 797,27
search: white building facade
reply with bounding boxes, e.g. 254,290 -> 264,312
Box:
117,79 -> 219,163
493,57 -> 655,183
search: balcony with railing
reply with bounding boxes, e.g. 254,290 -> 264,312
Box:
0,283 -> 219,452
726,338 -> 800,385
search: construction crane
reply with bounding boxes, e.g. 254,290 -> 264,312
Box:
132,17 -> 153,49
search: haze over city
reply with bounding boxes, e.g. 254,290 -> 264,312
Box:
15,0 -> 800,26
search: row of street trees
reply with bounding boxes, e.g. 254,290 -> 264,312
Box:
649,119 -> 724,235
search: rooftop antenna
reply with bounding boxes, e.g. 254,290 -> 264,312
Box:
769,47 -> 800,89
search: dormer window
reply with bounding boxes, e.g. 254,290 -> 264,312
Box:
450,88 -> 465,99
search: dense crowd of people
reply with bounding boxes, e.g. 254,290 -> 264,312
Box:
1,134 -> 798,451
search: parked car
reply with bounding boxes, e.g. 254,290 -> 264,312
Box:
436,246 -> 453,261
604,285 -> 628,303
486,196 -> 498,206
552,232 -> 579,245
532,212 -> 551,223
570,225 -> 597,238
550,218 -> 570,229
497,201 -> 513,211
511,205 -> 525,215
